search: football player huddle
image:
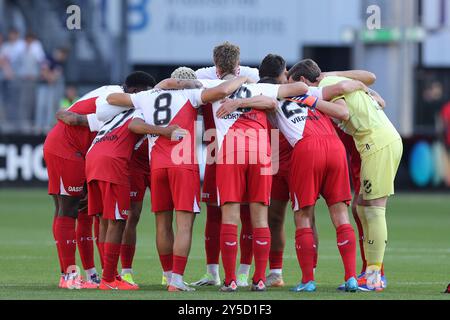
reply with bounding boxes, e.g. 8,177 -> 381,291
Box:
43,42 -> 402,293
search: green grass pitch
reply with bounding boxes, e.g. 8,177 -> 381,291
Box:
0,189 -> 449,300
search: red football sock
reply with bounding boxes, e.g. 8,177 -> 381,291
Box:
269,250 -> 283,270
120,244 -> 136,270
336,224 -> 357,281
220,224 -> 238,284
159,253 -> 173,272
252,227 -> 271,283
173,255 -> 188,276
98,242 -> 105,269
55,216 -> 77,273
53,216 -> 64,273
239,205 -> 253,265
76,211 -> 95,271
205,205 -> 221,265
295,228 -> 315,283
93,216 -> 102,266
381,264 -> 385,276
102,243 -> 121,283
353,210 -> 367,274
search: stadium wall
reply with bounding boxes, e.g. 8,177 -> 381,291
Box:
1,134 -> 449,191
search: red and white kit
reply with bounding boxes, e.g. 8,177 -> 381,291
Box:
129,139 -> 151,202
130,88 -> 203,213
270,95 -> 352,210
201,80 -> 280,206
270,130 -> 293,202
86,109 -> 143,220
44,86 -> 122,197
201,102 -> 219,204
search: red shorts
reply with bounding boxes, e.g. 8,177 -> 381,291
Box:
87,180 -> 130,221
202,163 -> 217,204
151,168 -> 201,213
289,136 -> 352,210
130,170 -> 150,202
44,152 -> 86,197
271,173 -> 290,202
216,152 -> 272,206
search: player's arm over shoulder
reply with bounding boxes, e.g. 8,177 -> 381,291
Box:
55,110 -> 88,127
201,76 -> 249,104
316,98 -> 350,121
106,93 -> 134,108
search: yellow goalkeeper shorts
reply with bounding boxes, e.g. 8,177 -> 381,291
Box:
360,139 -> 403,200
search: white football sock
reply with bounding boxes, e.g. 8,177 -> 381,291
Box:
238,264 -> 251,276
121,268 -> 133,275
85,268 -> 98,278
270,269 -> 283,275
207,264 -> 219,276
170,273 -> 184,286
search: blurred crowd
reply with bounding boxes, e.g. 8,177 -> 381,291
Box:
0,28 -> 75,134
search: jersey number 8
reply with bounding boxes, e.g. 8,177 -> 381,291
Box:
154,93 -> 172,125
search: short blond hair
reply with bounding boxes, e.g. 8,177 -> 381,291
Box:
213,41 -> 240,77
171,67 -> 197,80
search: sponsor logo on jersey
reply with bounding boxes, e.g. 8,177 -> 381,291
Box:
92,134 -> 119,145
290,115 -> 320,124
364,180 -> 372,194
68,186 -> 84,193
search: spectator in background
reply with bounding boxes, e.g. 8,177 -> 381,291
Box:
36,47 -> 69,131
0,28 -> 25,131
59,85 -> 79,110
0,33 -> 5,126
439,102 -> 450,186
17,32 -> 45,132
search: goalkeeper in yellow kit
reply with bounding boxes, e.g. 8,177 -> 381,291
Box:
288,59 -> 403,292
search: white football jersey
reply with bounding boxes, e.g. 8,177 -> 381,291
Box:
196,66 -> 260,82
270,90 -> 336,148
130,88 -> 204,170
200,80 -> 279,152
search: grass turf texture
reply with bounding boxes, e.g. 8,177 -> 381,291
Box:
0,189 -> 449,300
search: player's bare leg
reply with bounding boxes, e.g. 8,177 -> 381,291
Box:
267,200 -> 287,287
219,203 -> 240,292
168,211 -> 196,292
155,211 -> 174,285
312,214 -> 319,272
249,202 -> 271,292
359,195 -> 388,291
120,201 -> 142,286
191,204 -> 221,286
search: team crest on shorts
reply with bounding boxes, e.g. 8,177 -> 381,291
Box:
363,180 -> 372,194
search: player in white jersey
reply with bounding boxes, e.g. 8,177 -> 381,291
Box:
192,42 -> 259,288
201,75 -> 327,292
196,41 -> 260,82
105,76 -> 251,291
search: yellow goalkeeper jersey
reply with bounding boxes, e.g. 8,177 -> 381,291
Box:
319,76 -> 401,158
